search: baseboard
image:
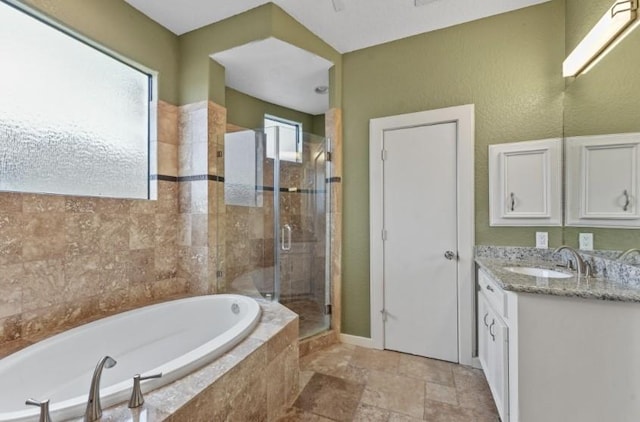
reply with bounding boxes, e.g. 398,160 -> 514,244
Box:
339,333 -> 374,348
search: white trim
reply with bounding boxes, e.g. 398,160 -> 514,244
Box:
339,333 -> 374,349
369,104 -> 475,365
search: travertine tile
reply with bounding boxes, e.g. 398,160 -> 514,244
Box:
398,353 -> 455,386
424,399 -> 476,422
351,345 -> 401,372
0,192 -> 23,213
23,194 -> 64,213
0,212 -> 23,265
129,214 -> 155,250
353,403 -> 390,422
98,213 -> 129,252
22,259 -> 65,311
65,213 -> 101,257
0,263 -> 24,318
23,213 -> 65,261
426,382 -> 458,405
277,407 -> 335,421
294,373 -> 364,421
361,369 -> 426,419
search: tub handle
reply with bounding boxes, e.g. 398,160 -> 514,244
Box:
25,398 -> 52,422
128,372 -> 163,408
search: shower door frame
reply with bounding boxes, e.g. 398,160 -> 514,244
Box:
272,127 -> 332,335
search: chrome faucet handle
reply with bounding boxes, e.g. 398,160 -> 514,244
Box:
25,398 -> 52,422
128,372 -> 163,408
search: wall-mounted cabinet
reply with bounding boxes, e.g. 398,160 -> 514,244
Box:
566,133 -> 640,228
489,138 -> 562,226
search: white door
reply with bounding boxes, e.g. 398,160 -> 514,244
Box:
382,122 -> 459,362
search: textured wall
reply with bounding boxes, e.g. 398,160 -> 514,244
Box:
563,0 -> 640,250
23,0 -> 180,104
225,88 -> 319,134
341,1 -> 565,336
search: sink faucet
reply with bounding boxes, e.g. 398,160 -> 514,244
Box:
617,248 -> 640,262
554,246 -> 591,278
85,356 -> 117,422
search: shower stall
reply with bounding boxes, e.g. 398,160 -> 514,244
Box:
218,126 -> 331,339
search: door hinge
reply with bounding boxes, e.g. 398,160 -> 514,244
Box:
216,270 -> 224,278
381,149 -> 387,161
324,304 -> 332,315
380,308 -> 388,322
326,151 -> 332,162
216,151 -> 223,158
382,229 -> 388,241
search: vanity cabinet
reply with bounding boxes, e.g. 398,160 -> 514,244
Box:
489,138 -> 562,226
477,272 -> 509,422
566,133 -> 640,227
477,267 -> 640,422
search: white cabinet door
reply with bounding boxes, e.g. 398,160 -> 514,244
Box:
478,289 -> 509,421
489,138 -> 562,226
478,292 -> 490,373
566,133 -> 640,227
487,310 -> 509,422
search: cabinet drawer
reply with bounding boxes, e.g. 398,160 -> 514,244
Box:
478,270 -> 506,316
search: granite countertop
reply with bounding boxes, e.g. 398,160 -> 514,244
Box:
476,257 -> 640,303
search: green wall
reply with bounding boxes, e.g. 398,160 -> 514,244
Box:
341,0 -> 565,337
562,0 -> 640,250
178,3 -> 342,108
226,88 -> 322,135
23,0 -> 180,104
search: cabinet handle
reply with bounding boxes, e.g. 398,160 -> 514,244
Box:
483,312 -> 489,327
485,284 -> 494,292
623,189 -> 630,212
510,192 -> 515,211
489,320 -> 496,341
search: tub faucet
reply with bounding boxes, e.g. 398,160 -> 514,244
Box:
617,248 -> 640,262
554,246 -> 591,278
85,356 -> 117,422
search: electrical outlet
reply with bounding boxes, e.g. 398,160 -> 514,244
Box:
536,232 -> 548,249
579,233 -> 594,250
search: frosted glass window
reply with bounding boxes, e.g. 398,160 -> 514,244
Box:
0,1 -> 151,199
264,116 -> 302,163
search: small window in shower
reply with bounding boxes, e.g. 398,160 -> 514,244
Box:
264,115 -> 302,163
0,0 -> 152,199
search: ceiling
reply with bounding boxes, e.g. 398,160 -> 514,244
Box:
125,0 -> 550,53
125,0 -> 550,114
211,38 -> 332,115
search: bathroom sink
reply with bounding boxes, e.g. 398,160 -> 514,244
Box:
503,266 -> 572,278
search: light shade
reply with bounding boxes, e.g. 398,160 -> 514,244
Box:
563,0 -> 638,77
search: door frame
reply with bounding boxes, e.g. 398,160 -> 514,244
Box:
369,104 -> 475,366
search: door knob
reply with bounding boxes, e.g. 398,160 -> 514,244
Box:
444,251 -> 457,260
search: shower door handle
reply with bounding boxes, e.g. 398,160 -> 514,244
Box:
281,224 -> 292,251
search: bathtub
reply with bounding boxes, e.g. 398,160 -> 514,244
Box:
0,294 -> 261,422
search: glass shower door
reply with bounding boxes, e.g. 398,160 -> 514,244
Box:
272,126 -> 331,339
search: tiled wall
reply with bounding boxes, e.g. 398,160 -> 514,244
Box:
0,100 -> 188,345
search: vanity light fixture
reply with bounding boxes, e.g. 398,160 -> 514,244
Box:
563,0 -> 638,77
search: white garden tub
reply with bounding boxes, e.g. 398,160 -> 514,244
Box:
0,294 -> 261,422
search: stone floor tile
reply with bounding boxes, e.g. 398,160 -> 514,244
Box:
388,411 -> 425,422
277,407 -> 336,421
398,354 -> 455,386
352,403 -> 391,422
361,370 -> 426,419
426,382 -> 458,405
351,346 -> 401,372
424,399 -> 476,422
293,372 -> 364,421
